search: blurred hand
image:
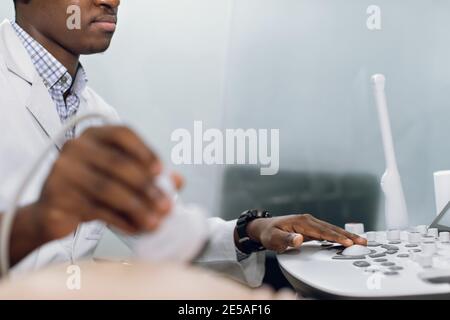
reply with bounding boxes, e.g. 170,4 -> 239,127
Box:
245,214 -> 367,253
32,126 -> 173,243
171,172 -> 185,191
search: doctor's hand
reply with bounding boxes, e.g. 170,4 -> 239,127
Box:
32,126 -> 174,243
243,214 -> 367,254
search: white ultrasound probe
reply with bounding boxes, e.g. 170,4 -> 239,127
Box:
372,74 -> 409,230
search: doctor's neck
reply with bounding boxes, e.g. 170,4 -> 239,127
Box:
15,18 -> 80,78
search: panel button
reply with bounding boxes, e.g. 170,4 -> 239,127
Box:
397,254 -> 410,258
374,258 -> 388,263
439,232 -> 450,243
369,253 -> 386,258
332,255 -> 366,260
366,231 -> 377,242
368,241 -> 382,247
384,271 -> 399,276
428,228 -> 439,239
381,262 -> 395,267
400,231 -> 409,242
415,225 -> 428,235
353,261 -> 371,268
345,223 -> 364,235
386,250 -> 398,255
382,244 -> 399,250
408,232 -> 422,244
387,230 -> 400,241
389,266 -> 404,271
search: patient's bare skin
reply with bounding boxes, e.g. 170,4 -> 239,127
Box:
0,262 -> 295,300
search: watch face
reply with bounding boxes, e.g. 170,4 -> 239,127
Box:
260,211 -> 271,218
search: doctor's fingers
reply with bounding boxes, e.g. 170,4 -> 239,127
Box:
265,229 -> 304,253
68,138 -> 164,196
171,172 -> 185,191
60,138 -> 172,219
292,218 -> 353,247
84,204 -> 141,234
46,188 -> 141,235
81,126 -> 162,176
311,217 -> 367,245
54,155 -> 171,231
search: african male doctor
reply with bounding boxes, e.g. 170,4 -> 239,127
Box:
0,0 -> 366,286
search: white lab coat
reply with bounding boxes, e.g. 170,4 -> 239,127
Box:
0,20 -> 265,287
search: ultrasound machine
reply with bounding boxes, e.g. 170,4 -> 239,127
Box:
277,75 -> 450,299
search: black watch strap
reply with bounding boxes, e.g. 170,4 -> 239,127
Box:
236,209 -> 272,255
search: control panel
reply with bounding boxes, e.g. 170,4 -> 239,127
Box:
277,220 -> 450,299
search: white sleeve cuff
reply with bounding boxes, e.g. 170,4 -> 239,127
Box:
194,218 -> 266,288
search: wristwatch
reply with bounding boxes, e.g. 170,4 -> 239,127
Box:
236,209 -> 272,255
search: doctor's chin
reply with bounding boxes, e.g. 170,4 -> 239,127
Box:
0,0 -> 449,311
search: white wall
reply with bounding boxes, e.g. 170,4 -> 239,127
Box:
0,2 -> 13,20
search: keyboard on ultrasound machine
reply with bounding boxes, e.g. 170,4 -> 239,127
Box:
277,217 -> 450,299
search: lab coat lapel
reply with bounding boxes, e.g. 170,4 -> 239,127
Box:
25,73 -> 65,149
0,19 -> 64,149
0,19 -> 33,84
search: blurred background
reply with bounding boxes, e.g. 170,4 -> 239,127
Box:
2,0 -> 450,248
